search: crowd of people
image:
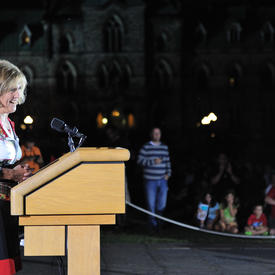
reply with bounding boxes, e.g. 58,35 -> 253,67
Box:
133,126 -> 275,236
174,152 -> 275,235
196,190 -> 270,235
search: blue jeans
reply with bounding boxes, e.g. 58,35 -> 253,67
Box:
144,179 -> 168,228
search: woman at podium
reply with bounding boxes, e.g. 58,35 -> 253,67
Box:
0,60 -> 32,275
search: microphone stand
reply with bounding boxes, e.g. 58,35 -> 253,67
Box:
77,135 -> 87,149
67,126 -> 87,152
68,132 -> 76,152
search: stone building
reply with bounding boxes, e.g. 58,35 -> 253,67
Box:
1,0 -> 275,161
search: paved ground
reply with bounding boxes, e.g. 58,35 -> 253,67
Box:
17,242 -> 275,275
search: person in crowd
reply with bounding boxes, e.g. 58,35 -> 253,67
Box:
215,190 -> 239,234
264,171 -> 275,228
196,191 -> 219,229
244,205 -> 268,235
264,164 -> 273,195
0,60 -> 32,274
21,139 -> 44,173
137,127 -> 171,231
210,153 -> 240,200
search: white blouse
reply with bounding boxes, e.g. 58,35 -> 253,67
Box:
0,120 -> 22,165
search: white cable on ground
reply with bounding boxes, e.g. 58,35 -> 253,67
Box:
126,200 -> 275,239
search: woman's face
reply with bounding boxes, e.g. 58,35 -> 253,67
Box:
205,193 -> 212,204
226,193 -> 234,203
0,86 -> 21,114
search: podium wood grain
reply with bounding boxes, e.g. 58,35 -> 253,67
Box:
19,214 -> 115,226
25,163 -> 125,215
68,225 -> 100,275
24,226 -> 65,256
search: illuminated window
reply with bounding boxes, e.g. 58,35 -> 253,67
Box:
128,113 -> 135,128
20,25 -> 32,46
112,110 -> 120,117
96,113 -> 103,128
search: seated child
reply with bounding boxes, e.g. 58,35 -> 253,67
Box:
245,205 -> 268,236
196,192 -> 219,229
215,190 -> 239,234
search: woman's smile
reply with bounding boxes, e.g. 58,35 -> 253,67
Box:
0,88 -> 20,114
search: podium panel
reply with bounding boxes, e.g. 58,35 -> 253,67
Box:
26,163 -> 125,215
25,226 -> 65,256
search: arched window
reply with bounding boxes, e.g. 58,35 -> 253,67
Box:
97,63 -> 109,89
156,31 -> 169,51
57,61 -> 77,95
153,59 -> 173,94
260,22 -> 274,43
103,14 -> 125,52
227,22 -> 242,43
60,33 -> 74,53
124,63 -> 132,90
109,60 -> 123,93
228,63 -> 242,88
20,65 -> 34,85
195,23 -> 207,44
196,64 -> 210,91
19,25 -> 32,46
261,62 -> 275,90
97,60 -> 132,94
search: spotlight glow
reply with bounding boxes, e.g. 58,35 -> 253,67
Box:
24,115 -> 33,124
102,117 -> 108,125
208,112 -> 217,122
201,116 -> 211,125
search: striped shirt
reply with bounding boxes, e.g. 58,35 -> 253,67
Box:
137,141 -> 171,180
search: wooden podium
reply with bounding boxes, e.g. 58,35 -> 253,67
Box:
10,147 -> 130,275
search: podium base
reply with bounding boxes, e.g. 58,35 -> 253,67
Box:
68,225 -> 100,275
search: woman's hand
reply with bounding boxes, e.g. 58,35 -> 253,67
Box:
12,164 -> 33,182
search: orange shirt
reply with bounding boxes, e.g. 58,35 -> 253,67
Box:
21,145 -> 42,173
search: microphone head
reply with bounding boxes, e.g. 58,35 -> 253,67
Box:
50,118 -> 65,133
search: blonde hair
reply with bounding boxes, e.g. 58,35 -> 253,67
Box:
0,60 -> 27,104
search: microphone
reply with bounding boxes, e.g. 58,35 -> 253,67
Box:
50,118 -> 85,138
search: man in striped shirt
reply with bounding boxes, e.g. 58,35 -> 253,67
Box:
137,127 -> 172,231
